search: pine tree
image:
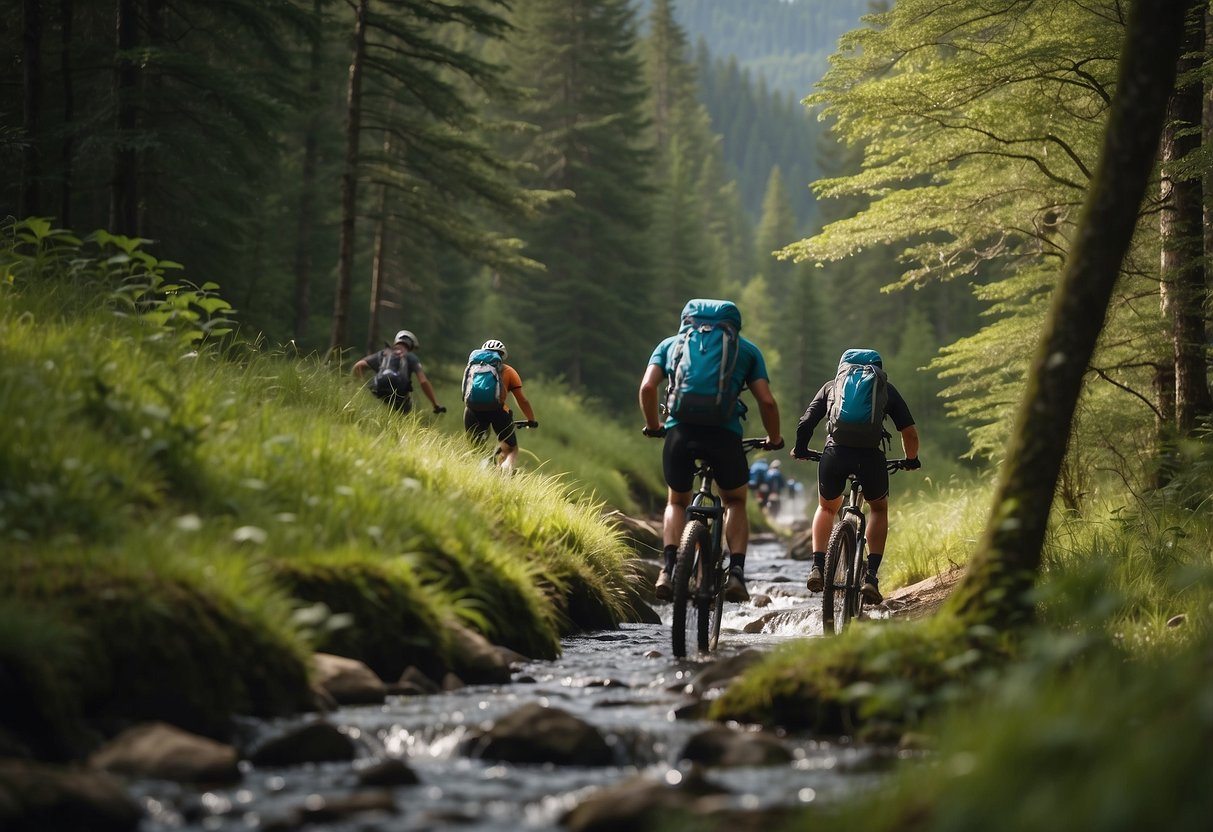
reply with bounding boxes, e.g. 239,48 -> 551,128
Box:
498,0 -> 658,409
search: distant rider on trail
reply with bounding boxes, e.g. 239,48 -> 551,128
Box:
461,339 -> 537,473
353,329 -> 446,415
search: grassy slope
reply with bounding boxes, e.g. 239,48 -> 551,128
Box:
0,245 -> 666,759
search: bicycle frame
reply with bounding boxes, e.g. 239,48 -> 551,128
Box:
668,436 -> 773,657
686,463 -> 728,605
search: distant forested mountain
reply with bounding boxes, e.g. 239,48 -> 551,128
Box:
636,0 -> 873,98
630,0 -> 875,228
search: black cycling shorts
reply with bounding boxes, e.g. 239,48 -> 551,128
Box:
663,424 -> 749,493
818,444 -> 889,502
464,408 -> 517,448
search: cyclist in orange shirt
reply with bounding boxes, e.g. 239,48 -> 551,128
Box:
462,339 -> 537,472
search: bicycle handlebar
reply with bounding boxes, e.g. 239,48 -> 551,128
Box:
792,449 -> 919,472
512,420 -> 538,429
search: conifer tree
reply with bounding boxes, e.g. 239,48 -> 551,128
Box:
498,0 -> 657,409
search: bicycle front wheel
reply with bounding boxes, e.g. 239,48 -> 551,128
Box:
822,520 -> 857,636
672,520 -> 713,658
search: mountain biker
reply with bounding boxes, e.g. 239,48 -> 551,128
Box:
639,300 -> 783,604
764,459 -> 786,496
793,351 -> 920,605
462,339 -> 537,473
352,329 -> 446,415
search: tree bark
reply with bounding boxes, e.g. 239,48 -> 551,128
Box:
292,0 -> 324,344
110,0 -> 139,235
329,0 -> 369,354
947,0 -> 1190,628
20,0 -> 44,218
1160,2 -> 1213,435
59,0 -> 74,226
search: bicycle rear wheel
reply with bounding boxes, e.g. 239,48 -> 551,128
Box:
672,520 -> 712,658
708,555 -> 727,651
822,520 -> 857,636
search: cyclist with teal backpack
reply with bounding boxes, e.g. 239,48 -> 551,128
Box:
792,348 -> 920,604
462,339 -> 537,473
639,299 -> 783,603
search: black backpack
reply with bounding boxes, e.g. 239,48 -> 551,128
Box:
369,350 -> 413,400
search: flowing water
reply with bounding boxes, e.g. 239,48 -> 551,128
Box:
132,528 -> 897,831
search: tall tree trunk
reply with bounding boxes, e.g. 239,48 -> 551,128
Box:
139,0 -> 166,237
110,0 -> 138,235
365,114 -> 395,354
947,0 -> 1189,629
329,0 -> 369,354
20,0 -> 44,218
59,0 -> 74,226
1160,3 -> 1213,435
366,183 -> 389,355
292,0 -> 324,344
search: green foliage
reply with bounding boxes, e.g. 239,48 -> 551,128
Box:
494,0 -> 660,411
790,0 -> 1167,495
0,238 -> 660,756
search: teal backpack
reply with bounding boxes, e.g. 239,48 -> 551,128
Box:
665,299 -> 743,426
827,348 -> 889,449
462,349 -> 505,411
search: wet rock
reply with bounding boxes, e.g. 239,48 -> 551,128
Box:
603,510 -> 663,557
585,678 -> 630,689
742,608 -> 815,634
673,700 -> 711,721
265,791 -> 397,829
643,650 -> 662,659
247,721 -> 355,767
562,766 -> 730,832
0,759 -> 141,832
90,722 -> 240,784
679,726 -> 792,767
683,650 -> 764,696
751,593 -> 772,608
313,653 -> 387,705
466,703 -> 615,766
448,622 -> 512,684
356,759 -> 419,787
494,645 -> 531,667
787,528 -> 813,561
441,672 -> 465,691
390,666 -> 441,696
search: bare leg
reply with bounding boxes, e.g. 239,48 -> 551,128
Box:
865,496 -> 888,553
813,495 -> 844,552
719,484 -> 749,556
663,489 -> 691,547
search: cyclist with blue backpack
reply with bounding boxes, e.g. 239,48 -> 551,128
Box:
792,349 -> 920,604
639,299 -> 783,604
462,339 -> 537,473
353,329 -> 447,415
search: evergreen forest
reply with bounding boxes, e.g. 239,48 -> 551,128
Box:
2,0 -> 1213,829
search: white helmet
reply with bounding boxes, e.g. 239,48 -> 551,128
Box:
482,339 -> 507,359
394,330 -> 418,349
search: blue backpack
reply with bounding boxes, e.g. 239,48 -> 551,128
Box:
462,349 -> 505,411
827,348 -> 889,449
665,299 -> 742,426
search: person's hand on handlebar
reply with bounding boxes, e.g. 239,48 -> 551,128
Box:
642,425 -> 667,438
526,420 -> 539,429
902,457 -> 921,470
761,437 -> 784,451
792,448 -> 821,462
433,405 -> 447,414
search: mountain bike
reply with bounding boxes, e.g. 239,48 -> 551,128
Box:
798,450 -> 911,635
668,437 -> 774,658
